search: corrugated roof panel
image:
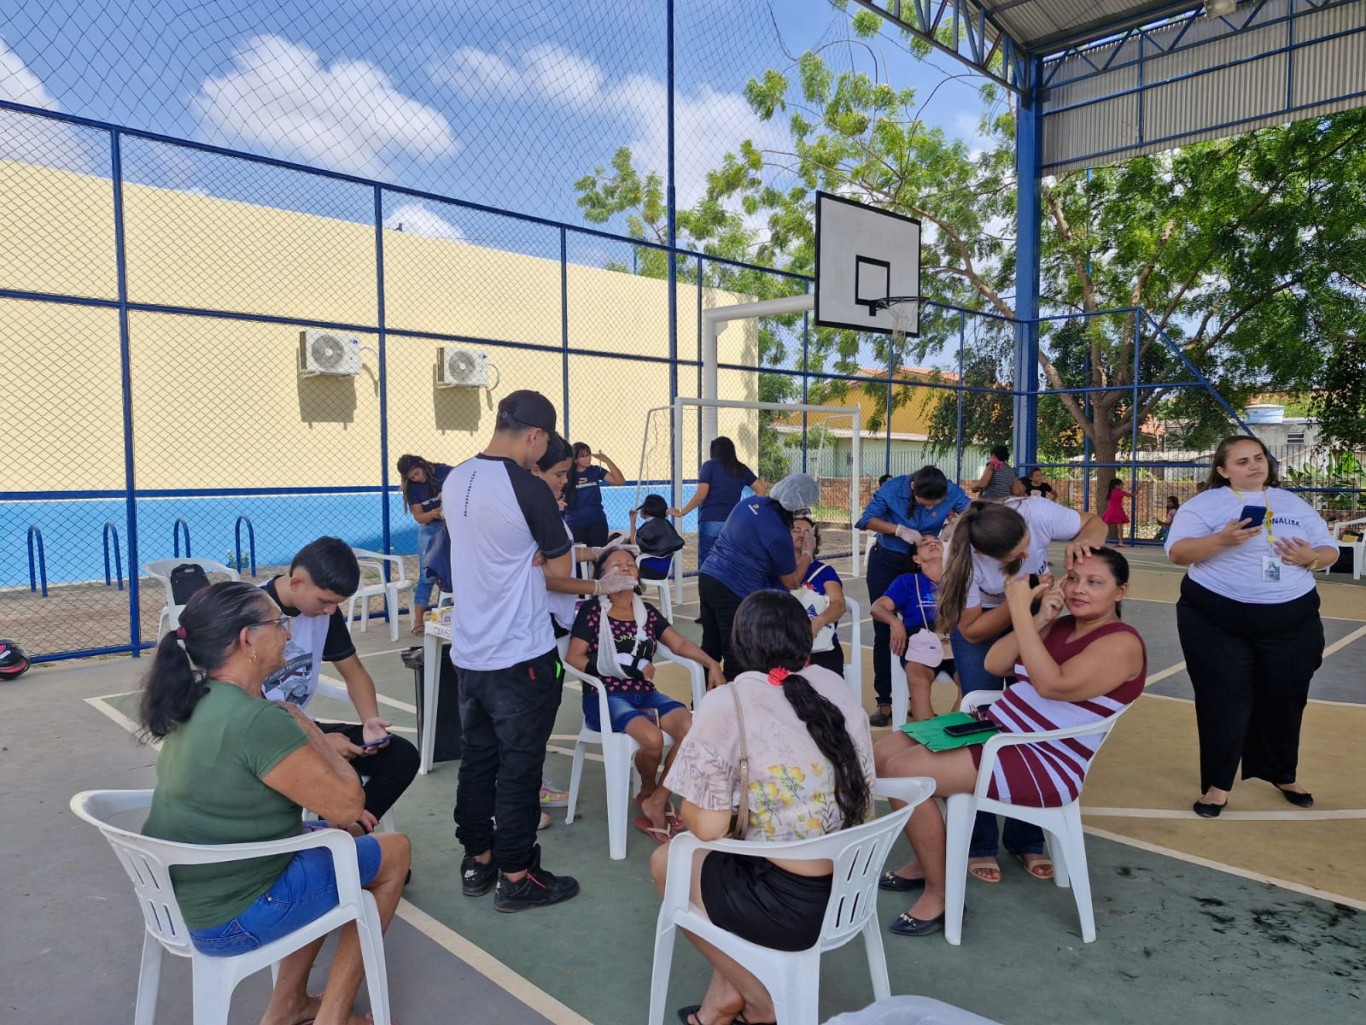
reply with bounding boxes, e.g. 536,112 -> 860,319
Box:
1039,0 -> 1366,172
985,0 -> 1172,49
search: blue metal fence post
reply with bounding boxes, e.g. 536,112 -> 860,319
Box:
1013,57 -> 1045,471
374,186 -> 392,563
801,285 -> 810,474
561,227 -> 571,437
666,0 -> 679,479
1130,312 -> 1142,542
111,128 -> 142,652
957,311 -> 966,482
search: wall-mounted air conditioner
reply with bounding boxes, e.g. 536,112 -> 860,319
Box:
437,347 -> 489,388
299,330 -> 363,377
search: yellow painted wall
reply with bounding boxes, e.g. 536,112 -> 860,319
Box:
0,160 -> 759,492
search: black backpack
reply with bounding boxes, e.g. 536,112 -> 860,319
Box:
169,563 -> 212,605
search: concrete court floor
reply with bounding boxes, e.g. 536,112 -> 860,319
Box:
5,545 -> 1365,1024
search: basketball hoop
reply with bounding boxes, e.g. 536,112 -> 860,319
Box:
871,295 -> 922,346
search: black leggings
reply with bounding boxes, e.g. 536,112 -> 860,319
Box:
570,518 -> 609,548
1176,577 -> 1324,792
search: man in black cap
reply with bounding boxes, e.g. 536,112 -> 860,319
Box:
440,389 -> 580,911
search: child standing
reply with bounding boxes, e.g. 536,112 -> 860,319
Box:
1156,495 -> 1180,542
1102,478 -> 1139,547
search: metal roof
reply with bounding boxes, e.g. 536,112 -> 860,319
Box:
976,0 -> 1210,55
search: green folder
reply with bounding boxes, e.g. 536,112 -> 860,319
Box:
899,712 -> 1001,752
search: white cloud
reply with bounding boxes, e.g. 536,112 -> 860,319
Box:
193,35 -> 458,179
432,43 -> 784,205
383,201 -> 464,241
0,37 -> 98,173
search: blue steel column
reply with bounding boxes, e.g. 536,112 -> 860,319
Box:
561,227 -> 570,436
374,186 -> 392,558
666,0 -> 679,484
1013,57 -> 1045,469
111,129 -> 142,653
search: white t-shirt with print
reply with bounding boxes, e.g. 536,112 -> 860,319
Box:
1164,486 -> 1334,604
956,497 -> 1082,609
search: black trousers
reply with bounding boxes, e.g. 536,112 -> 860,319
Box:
318,722 -> 419,820
699,573 -> 746,681
1176,577 -> 1324,793
453,648 -> 564,873
570,518 -> 608,548
866,544 -> 914,705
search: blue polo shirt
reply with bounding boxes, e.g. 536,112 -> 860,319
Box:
882,572 -> 938,631
856,476 -> 970,555
565,465 -> 608,526
701,496 -> 796,597
698,459 -> 758,523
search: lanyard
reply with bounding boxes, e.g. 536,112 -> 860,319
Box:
913,574 -> 936,618
1231,487 -> 1276,546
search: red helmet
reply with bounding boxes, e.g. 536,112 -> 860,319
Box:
0,640 -> 31,680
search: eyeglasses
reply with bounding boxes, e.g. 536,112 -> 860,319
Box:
251,615 -> 292,633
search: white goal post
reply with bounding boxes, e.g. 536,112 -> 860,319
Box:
667,396 -> 863,604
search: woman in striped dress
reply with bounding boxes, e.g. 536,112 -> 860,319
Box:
872,547 -> 1146,936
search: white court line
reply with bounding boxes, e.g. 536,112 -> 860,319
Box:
394,901 -> 595,1025
1324,622 -> 1366,657
1083,825 -> 1366,912
1084,806 -> 1366,821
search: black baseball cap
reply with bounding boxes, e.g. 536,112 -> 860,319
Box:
498,390 -> 557,433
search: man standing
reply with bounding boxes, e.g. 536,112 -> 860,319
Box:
262,537 -> 419,833
442,390 -> 581,912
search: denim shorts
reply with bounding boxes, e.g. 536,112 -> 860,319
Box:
583,687 -> 686,733
188,834 -> 382,957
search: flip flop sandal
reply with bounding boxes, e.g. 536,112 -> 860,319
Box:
1014,853 -> 1054,880
663,805 -> 687,837
634,814 -> 671,845
967,859 -> 1001,884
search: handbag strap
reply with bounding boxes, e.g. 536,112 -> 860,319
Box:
727,683 -> 750,840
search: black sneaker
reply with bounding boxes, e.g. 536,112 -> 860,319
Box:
869,705 -> 893,728
493,847 -> 580,912
461,854 -> 496,897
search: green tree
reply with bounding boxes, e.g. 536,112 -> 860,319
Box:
577,12 -> 1366,497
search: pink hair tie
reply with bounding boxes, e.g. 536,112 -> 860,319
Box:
175,627 -> 187,641
767,667 -> 790,687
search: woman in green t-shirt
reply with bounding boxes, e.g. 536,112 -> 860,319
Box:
139,581 -> 411,1025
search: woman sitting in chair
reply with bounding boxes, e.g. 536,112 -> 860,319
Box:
873,548 -> 1145,936
652,590 -> 875,1025
138,581 -> 410,1025
780,516 -> 848,677
565,550 -> 724,843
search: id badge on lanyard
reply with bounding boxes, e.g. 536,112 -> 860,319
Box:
1234,487 -> 1281,585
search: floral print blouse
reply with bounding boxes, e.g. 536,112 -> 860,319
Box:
663,665 -> 876,841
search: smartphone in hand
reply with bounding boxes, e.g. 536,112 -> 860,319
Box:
359,734 -> 392,750
1238,505 -> 1267,526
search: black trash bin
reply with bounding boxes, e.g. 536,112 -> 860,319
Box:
402,643 -> 462,762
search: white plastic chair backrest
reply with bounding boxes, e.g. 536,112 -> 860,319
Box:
957,689 -> 1130,797
677,776 -> 933,950
350,548 -> 409,585
144,558 -> 240,586
562,660 -> 614,736
1331,516 -> 1366,540
69,789 -> 195,956
864,531 -> 878,562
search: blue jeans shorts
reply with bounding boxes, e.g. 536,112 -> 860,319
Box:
188,834 -> 382,957
583,688 -> 687,734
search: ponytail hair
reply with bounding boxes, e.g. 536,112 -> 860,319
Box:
936,501 -> 1027,638
564,442 -> 592,508
729,590 -> 871,829
138,581 -> 275,741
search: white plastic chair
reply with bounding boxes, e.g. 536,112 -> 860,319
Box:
143,559 -> 241,637
884,650 -> 957,729
346,549 -> 414,643
636,552 -> 674,621
310,678 -> 397,833
69,789 -> 391,1025
564,649 -> 706,860
1331,517 -> 1366,579
942,690 -> 1132,945
647,777 -> 936,1025
843,596 -> 863,706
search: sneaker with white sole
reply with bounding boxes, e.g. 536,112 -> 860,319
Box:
539,781 -> 570,808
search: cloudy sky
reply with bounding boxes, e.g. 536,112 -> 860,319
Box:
0,0 -> 996,245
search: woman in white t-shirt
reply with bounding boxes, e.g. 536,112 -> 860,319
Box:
936,498 -> 1107,882
1166,435 -> 1337,818
652,590 -> 874,1025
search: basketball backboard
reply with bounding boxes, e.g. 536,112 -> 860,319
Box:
814,192 -> 921,337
